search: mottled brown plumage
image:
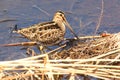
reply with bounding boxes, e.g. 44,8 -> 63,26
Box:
14,11 -> 78,46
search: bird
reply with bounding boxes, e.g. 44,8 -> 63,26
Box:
12,11 -> 79,47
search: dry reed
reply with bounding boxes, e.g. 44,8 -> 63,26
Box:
0,32 -> 120,80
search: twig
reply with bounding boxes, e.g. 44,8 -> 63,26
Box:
94,0 -> 104,36
32,5 -> 50,17
69,0 -> 76,12
0,41 -> 37,47
0,19 -> 17,23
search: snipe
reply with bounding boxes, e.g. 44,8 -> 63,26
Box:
13,11 -> 79,46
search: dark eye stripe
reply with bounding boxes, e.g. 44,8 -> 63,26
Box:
57,10 -> 64,13
60,14 -> 62,16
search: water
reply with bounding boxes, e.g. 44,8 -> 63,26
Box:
0,0 -> 119,61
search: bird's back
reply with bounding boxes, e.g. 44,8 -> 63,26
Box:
15,21 -> 65,46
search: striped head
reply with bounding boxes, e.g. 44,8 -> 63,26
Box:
53,11 -> 79,39
53,11 -> 66,22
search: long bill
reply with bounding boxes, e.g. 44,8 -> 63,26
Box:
64,19 -> 79,40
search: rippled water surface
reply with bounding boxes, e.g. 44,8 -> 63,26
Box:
0,0 -> 119,60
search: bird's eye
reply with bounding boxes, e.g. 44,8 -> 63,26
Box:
60,14 -> 62,16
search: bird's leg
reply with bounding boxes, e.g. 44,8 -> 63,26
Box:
37,45 -> 47,54
17,46 -> 37,56
26,47 -> 36,56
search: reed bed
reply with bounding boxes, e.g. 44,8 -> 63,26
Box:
0,32 -> 120,80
